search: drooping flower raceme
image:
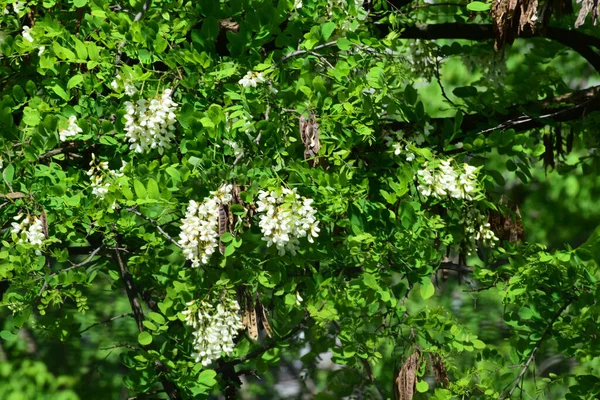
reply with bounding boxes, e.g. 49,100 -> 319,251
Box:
417,160 -> 479,200
182,295 -> 244,366
58,116 -> 83,142
11,214 -> 45,254
238,71 -> 266,88
124,89 -> 178,154
256,187 -> 319,256
179,185 -> 233,267
87,154 -> 125,200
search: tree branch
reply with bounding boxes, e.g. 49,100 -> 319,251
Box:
125,208 -> 182,248
391,23 -> 600,73
498,296 -> 577,400
113,238 -> 181,400
80,312 -> 133,334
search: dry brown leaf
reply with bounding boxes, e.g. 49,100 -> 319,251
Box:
299,113 -> 321,167
394,350 -> 420,400
0,192 -> 28,199
257,301 -> 274,338
489,199 -> 525,245
218,204 -> 228,254
430,353 -> 449,388
575,0 -> 598,27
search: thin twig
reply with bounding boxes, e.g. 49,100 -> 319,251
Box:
34,245 -> 105,282
80,312 -> 133,334
498,297 -> 577,399
278,41 -> 338,65
434,58 -> 457,108
125,208 -> 182,248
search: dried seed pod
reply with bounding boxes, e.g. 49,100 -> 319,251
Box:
299,112 -> 321,167
218,204 -> 228,254
394,350 -> 420,400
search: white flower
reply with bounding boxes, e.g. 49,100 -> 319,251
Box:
11,214 -> 45,251
184,295 -> 244,366
110,79 -> 119,90
58,116 -> 83,142
37,46 -> 45,56
224,140 -> 244,158
0,157 -> 3,170
123,88 -> 178,154
22,25 -> 34,43
294,0 -> 303,8
13,1 -> 25,13
88,155 -> 126,200
124,83 -> 138,96
392,143 -> 402,156
256,187 -> 319,256
462,209 -> 499,255
417,160 -> 479,200
178,185 -> 233,267
238,71 -> 266,88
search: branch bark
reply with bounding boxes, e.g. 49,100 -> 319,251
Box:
390,23 -> 600,73
498,296 -> 577,399
113,240 -> 181,400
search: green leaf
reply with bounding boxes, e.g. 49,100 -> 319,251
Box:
197,369 -> 217,387
138,331 -> 152,346
149,312 -> 166,325
420,279 -> 435,300
472,339 -> 486,349
321,22 -> 336,41
221,232 -> 234,243
142,321 -> 157,331
3,164 -> 14,183
74,0 -> 87,7
133,180 -> 147,199
52,84 -> 70,101
224,244 -> 235,257
67,75 -> 84,89
416,380 -> 429,393
0,330 -> 16,340
73,38 -> 88,60
146,178 -> 160,200
336,38 -> 351,51
518,307 -> 534,320
466,1 -> 491,11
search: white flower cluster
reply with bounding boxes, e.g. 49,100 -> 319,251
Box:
110,74 -> 138,96
463,209 -> 499,254
58,116 -> 83,142
238,71 -> 266,88
124,89 -> 178,154
182,296 -> 244,366
178,185 -> 233,267
417,160 -> 479,200
87,154 -> 125,199
11,214 -> 45,253
224,140 -> 244,158
392,142 -> 415,162
256,187 -> 319,256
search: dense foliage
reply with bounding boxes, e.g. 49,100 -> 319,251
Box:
1,0 -> 600,399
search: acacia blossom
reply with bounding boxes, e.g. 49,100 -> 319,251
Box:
256,187 -> 319,256
58,116 -> 83,142
238,71 -> 266,88
417,160 -> 479,200
178,185 -> 233,267
462,209 -> 499,255
87,154 -> 125,200
11,214 -> 45,254
182,295 -> 244,366
124,89 -> 178,154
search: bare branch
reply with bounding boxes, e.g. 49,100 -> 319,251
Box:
80,312 -> 133,334
34,245 -> 105,282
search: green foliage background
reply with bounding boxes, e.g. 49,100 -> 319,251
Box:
1,0 -> 600,399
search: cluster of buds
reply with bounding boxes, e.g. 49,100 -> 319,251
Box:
124,89 -> 178,154
392,142 -> 415,162
417,160 -> 479,200
87,154 -> 125,199
256,187 -> 320,256
58,116 -> 83,142
462,209 -> 499,255
178,185 -> 233,267
11,213 -> 45,254
182,294 -> 244,366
